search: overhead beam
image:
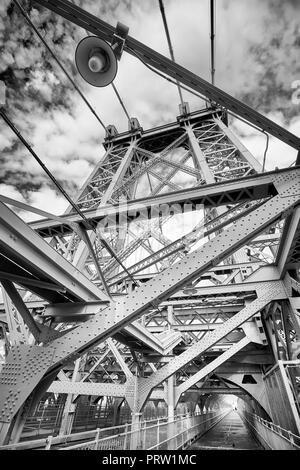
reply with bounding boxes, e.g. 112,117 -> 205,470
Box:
47,382 -> 245,398
0,271 -> 66,293
174,336 -> 251,403
125,283 -> 286,410
48,381 -> 126,398
0,201 -> 109,303
29,167 -> 283,236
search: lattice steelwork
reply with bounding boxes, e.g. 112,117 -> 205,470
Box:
1,107 -> 300,444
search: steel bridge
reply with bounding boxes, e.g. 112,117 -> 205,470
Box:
0,0 -> 300,451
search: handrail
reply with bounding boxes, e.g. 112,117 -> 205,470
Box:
253,414 -> 300,446
0,412 -> 192,450
241,412 -> 300,450
61,410 -> 227,450
147,410 -> 228,450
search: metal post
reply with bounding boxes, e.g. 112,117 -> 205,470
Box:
209,0 -> 215,86
45,435 -> 53,450
59,358 -> 81,435
142,419 -> 147,449
94,428 -> 100,450
130,412 -> 142,450
167,374 -> 175,449
123,423 -> 129,450
288,430 -> 295,444
156,418 -> 160,448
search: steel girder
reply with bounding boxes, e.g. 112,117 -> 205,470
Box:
0,200 -> 109,304
1,289 -> 29,345
0,168 -> 299,432
29,167 -> 283,237
124,281 -> 287,411
105,199 -> 265,286
49,381 -> 126,398
0,203 -> 166,352
47,383 -> 245,400
174,337 -> 251,404
276,207 -> 300,275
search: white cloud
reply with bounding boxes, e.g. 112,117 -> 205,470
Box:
25,186 -> 68,221
0,183 -> 26,201
0,183 -> 68,222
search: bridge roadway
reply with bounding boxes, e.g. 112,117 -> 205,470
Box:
188,410 -> 263,450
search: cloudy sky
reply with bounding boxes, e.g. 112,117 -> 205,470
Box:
0,0 -> 300,221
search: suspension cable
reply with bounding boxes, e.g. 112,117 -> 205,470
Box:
158,0 -> 185,107
111,83 -> 131,121
209,0 -> 216,86
12,0 -> 106,130
262,131 -> 270,172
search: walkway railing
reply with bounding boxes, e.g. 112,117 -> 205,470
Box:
147,411 -> 228,450
0,421 -> 132,450
0,410 -> 229,450
61,410 -> 229,450
0,413 -> 193,450
241,412 -> 300,450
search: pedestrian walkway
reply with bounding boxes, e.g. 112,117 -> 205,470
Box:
188,410 -> 263,450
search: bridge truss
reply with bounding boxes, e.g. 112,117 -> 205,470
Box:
0,0 -> 300,446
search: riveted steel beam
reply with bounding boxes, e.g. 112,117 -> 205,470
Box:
125,282 -> 287,411
48,381 -> 126,397
276,207 -> 300,275
174,336 -> 251,404
0,201 -> 109,303
29,167 -> 286,237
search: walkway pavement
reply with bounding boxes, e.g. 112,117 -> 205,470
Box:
189,410 -> 263,450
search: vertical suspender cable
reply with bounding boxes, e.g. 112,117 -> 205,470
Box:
209,0 -> 216,86
111,83 -> 131,121
158,0 -> 185,108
